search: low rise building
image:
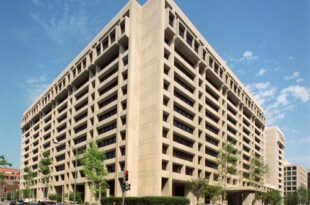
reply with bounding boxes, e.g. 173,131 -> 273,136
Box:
284,163 -> 307,195
0,167 -> 20,197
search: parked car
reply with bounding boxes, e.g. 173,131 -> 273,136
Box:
10,200 -> 24,205
37,201 -> 56,205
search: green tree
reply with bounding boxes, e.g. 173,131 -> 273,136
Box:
262,189 -> 282,205
39,151 -> 52,199
0,155 -> 12,190
204,185 -> 223,203
79,142 -> 109,203
69,192 -> 83,203
217,140 -> 239,202
48,193 -> 62,202
187,177 -> 208,205
297,185 -> 308,204
23,166 -> 35,199
248,154 -> 268,205
284,192 -> 299,205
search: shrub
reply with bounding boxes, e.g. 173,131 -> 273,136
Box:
48,193 -> 62,202
101,196 -> 189,205
69,192 -> 83,203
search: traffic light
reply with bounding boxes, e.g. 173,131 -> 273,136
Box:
126,183 -> 131,191
122,183 -> 126,191
124,170 -> 129,181
122,182 -> 130,191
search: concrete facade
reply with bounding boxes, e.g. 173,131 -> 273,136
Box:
284,164 -> 308,195
307,170 -> 310,189
264,126 -> 285,196
20,0 -> 267,204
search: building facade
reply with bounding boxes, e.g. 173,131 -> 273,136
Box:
0,167 -> 20,197
284,164 -> 308,195
308,170 -> 310,190
264,126 -> 285,195
20,0 -> 267,204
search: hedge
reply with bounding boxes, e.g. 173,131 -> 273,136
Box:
101,196 -> 190,205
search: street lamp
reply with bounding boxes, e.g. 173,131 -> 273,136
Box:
53,140 -> 77,204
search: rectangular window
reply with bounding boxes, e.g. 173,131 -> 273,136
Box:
97,136 -> 116,148
74,135 -> 87,145
173,119 -> 194,134
98,108 -> 117,122
173,133 -> 194,148
98,94 -> 117,109
105,150 -> 116,159
174,104 -> 194,120
205,122 -> 219,134
173,149 -> 193,162
174,90 -> 194,107
98,122 -> 117,135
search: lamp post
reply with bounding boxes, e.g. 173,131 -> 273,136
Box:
53,140 -> 77,204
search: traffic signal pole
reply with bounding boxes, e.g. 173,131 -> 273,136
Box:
122,171 -> 125,205
122,170 -> 130,205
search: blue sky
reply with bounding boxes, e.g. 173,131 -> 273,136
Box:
0,0 -> 309,170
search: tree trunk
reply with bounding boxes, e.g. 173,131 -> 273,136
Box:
99,182 -> 101,205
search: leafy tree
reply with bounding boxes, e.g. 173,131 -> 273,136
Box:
39,151 -> 52,199
204,185 -> 223,203
0,155 -> 12,189
217,140 -> 239,202
284,192 -> 299,205
262,189 -> 282,205
79,142 -> 109,203
69,192 -> 83,203
187,177 -> 208,205
297,185 -> 308,204
248,154 -> 268,204
23,166 -> 35,199
0,155 -> 12,167
48,193 -> 62,202
308,189 -> 310,204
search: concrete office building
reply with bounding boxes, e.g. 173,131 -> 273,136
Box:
284,164 -> 308,195
264,127 -> 285,196
308,170 -> 310,190
20,0 -> 267,204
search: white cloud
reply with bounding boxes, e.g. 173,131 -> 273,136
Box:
27,83 -> 49,103
277,85 -> 310,105
223,50 -> 258,66
256,68 -> 267,76
246,82 -> 310,125
265,107 -> 285,125
288,56 -> 294,60
26,74 -> 47,84
240,50 -> 258,62
30,3 -> 99,44
25,75 -> 50,104
296,78 -> 304,83
284,72 -> 299,80
246,82 -> 276,105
